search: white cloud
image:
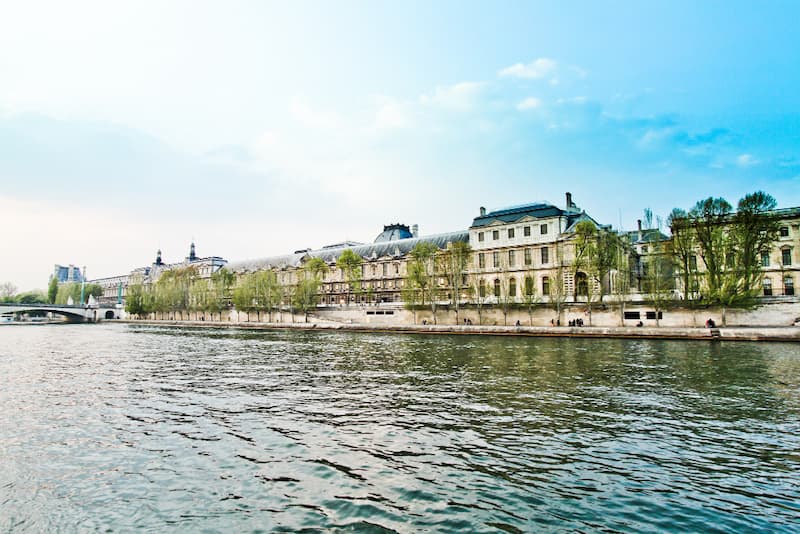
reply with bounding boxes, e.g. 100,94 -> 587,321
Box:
517,97 -> 542,111
289,96 -> 341,129
374,97 -> 410,129
420,81 -> 486,111
736,153 -> 759,167
498,58 -> 557,79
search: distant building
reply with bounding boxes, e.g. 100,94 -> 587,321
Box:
89,242 -> 227,305
52,264 -> 84,283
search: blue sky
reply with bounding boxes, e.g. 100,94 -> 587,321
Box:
1,1 -> 798,290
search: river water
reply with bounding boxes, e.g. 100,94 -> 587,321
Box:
1,324 -> 798,532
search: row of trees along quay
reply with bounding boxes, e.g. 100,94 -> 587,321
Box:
122,191 -> 785,327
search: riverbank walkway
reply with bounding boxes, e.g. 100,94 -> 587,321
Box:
119,320 -> 800,342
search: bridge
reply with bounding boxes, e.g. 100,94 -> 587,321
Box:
0,303 -> 121,322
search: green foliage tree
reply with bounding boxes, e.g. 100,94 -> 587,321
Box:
731,191 -> 780,296
439,241 -> 472,324
336,249 -> 363,306
521,274 -> 539,326
291,258 -> 328,322
0,282 -> 17,302
125,283 -> 149,318
409,242 -> 440,324
689,197 -> 733,299
667,208 -> 698,302
47,277 -> 58,304
572,220 -> 596,301
548,242 -> 568,325
469,274 -> 486,325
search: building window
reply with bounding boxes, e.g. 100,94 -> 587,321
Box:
478,253 -> 485,269
542,276 -> 550,295
383,263 -> 388,276
645,311 -> 663,320
524,248 -> 532,266
493,278 -> 501,297
478,232 -> 485,242
761,252 -> 770,267
624,311 -> 641,320
479,279 -> 486,298
780,226 -> 789,237
785,276 -> 795,296
492,230 -> 499,240
492,251 -> 500,268
509,278 -> 517,297
394,263 -> 400,274
524,276 -> 534,296
540,224 -> 548,234
763,278 -> 773,296
524,226 -> 531,237
690,255 -> 698,270
541,247 -> 549,264
508,250 -> 515,267
508,228 -> 515,239
576,272 -> 589,296
781,248 -> 792,266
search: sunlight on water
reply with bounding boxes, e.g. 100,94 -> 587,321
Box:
1,324 -> 798,532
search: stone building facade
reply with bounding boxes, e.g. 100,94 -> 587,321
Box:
86,193 -> 799,316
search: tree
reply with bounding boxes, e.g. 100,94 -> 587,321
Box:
125,283 -> 149,318
521,274 -> 540,326
336,249 -> 363,306
469,274 -> 486,325
47,277 -> 58,304
292,258 -> 328,322
731,191 -> 780,296
293,278 -> 320,322
572,220 -> 596,301
409,242 -> 440,324
668,208 -> 698,302
401,275 -> 423,324
548,242 -> 568,325
0,282 -> 18,302
689,197 -> 732,299
641,217 -> 674,326
440,241 -> 472,324
610,237 -> 634,325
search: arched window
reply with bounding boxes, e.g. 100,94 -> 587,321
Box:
524,276 -> 534,296
494,278 -> 501,297
576,272 -> 589,296
479,279 -> 486,298
509,278 -> 517,297
763,278 -> 773,296
542,276 -> 550,296
784,276 -> 795,296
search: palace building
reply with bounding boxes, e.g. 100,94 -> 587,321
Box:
86,192 -> 800,311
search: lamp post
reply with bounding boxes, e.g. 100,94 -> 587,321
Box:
80,266 -> 86,306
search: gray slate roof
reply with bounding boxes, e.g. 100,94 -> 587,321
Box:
227,230 -> 469,273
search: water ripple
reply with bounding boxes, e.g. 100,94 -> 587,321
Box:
1,324 -> 799,532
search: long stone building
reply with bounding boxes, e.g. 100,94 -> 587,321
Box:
87,192 -> 799,316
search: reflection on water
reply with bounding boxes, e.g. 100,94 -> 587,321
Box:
1,324 -> 798,532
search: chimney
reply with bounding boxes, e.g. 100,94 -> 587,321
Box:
412,224 -> 419,238
637,219 -> 643,241
565,192 -> 573,208
479,206 -> 486,216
